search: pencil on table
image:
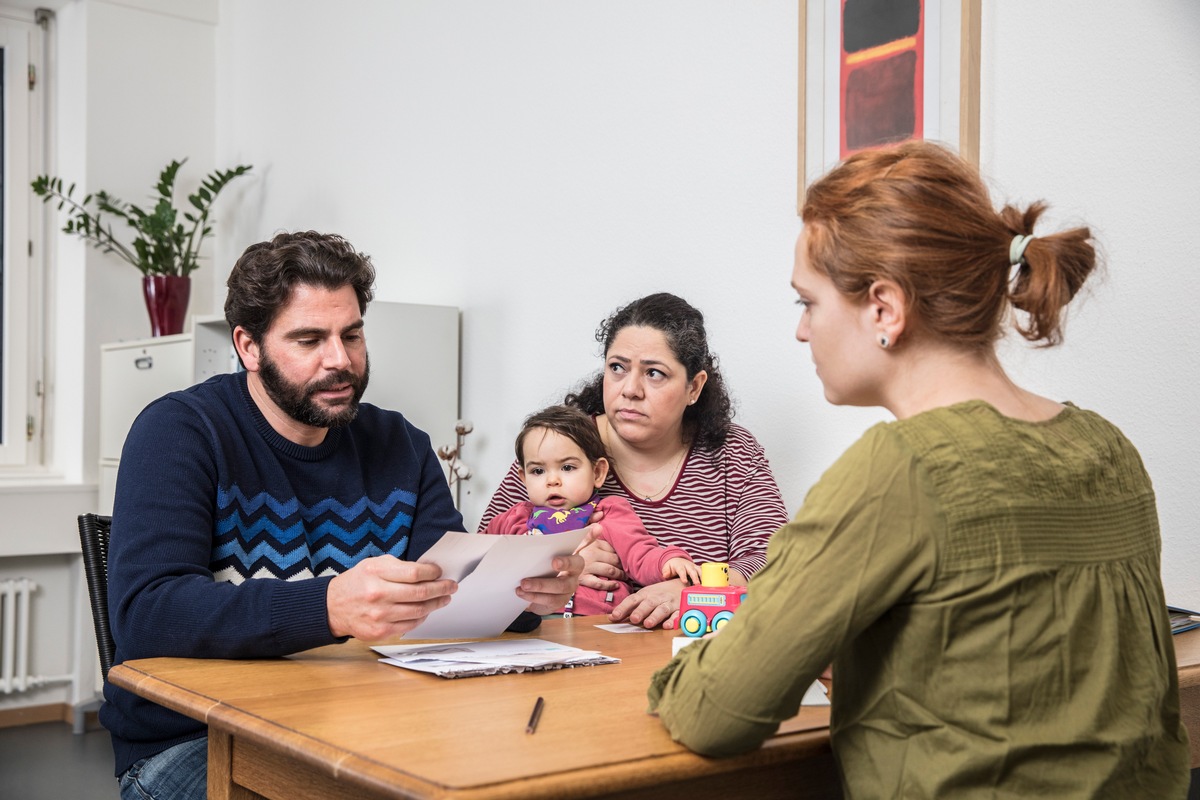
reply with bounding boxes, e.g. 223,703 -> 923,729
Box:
526,697 -> 544,734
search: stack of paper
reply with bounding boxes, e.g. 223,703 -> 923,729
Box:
372,638 -> 619,679
1168,605 -> 1200,635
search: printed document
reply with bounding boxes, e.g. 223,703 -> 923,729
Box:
373,638 -> 619,678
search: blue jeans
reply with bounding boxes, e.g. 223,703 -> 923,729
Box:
119,736 -> 207,800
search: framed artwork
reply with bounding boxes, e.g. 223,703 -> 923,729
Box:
797,0 -> 981,212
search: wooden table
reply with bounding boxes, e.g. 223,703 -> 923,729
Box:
108,619 -> 839,800
1173,627 -> 1200,768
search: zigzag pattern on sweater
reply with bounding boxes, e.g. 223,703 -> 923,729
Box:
211,485 -> 418,584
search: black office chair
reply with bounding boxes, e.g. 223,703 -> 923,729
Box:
77,513 -> 116,682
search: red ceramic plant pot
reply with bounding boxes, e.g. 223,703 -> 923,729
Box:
142,275 -> 191,336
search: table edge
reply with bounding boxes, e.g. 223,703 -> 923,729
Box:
109,661 -> 832,799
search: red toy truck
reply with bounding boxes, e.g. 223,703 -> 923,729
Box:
679,562 -> 747,638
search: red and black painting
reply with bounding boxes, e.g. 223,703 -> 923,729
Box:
840,0 -> 925,158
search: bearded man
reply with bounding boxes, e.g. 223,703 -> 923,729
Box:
103,231 -> 584,800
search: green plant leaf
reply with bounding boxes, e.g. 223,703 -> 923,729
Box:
31,159 -> 251,275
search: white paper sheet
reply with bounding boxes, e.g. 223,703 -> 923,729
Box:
801,680 -> 831,706
594,623 -> 654,634
402,529 -> 588,639
373,638 -> 619,678
669,636 -> 829,706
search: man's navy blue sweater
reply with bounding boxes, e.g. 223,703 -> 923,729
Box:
101,372 -> 463,776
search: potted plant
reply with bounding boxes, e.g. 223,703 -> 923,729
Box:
32,159 -> 252,336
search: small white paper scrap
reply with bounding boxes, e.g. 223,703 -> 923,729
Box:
594,623 -> 653,634
802,680 -> 830,706
672,636 -> 699,656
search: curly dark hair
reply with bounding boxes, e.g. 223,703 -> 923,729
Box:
564,293 -> 733,451
224,231 -> 376,352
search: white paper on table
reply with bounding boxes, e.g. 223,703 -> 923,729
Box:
802,680 -> 830,706
377,638 -> 594,662
402,529 -> 588,639
372,638 -> 619,678
594,623 -> 654,634
667,636 -> 830,706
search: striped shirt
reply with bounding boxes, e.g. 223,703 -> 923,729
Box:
478,423 -> 787,579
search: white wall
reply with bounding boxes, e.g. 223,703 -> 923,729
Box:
982,2 -> 1200,610
213,0 -> 1200,608
214,0 -> 816,509
76,0 -> 218,483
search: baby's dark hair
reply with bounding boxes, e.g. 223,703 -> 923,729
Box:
515,405 -> 607,466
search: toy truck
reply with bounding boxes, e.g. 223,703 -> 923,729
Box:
678,562 -> 748,638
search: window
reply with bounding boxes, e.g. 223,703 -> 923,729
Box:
0,12 -> 44,469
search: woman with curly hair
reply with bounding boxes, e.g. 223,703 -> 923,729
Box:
479,293 -> 788,629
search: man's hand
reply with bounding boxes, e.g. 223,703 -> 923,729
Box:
326,556 -> 457,641
518,553 -> 585,615
576,524 -> 625,591
608,578 -> 685,629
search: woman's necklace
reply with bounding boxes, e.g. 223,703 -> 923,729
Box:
635,448 -> 687,502
597,415 -> 687,502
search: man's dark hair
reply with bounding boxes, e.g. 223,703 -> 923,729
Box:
224,231 -> 376,345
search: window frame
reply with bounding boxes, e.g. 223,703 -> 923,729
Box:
0,11 -> 45,470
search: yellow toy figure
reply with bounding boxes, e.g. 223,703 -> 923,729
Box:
678,562 -> 748,637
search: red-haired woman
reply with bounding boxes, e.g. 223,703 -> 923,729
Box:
648,141 -> 1189,798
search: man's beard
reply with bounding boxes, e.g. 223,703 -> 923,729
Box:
258,350 -> 370,429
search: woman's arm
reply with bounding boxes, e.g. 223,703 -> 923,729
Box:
648,428 -> 939,756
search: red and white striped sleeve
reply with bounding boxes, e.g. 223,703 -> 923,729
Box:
476,459 -> 529,532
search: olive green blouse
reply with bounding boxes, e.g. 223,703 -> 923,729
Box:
648,401 -> 1190,798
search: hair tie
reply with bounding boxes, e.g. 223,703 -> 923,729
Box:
1009,234 -> 1035,266
1008,234 -> 1035,289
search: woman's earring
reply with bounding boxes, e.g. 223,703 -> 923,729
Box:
878,334 -> 890,349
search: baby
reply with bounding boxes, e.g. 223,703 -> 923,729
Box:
485,405 -> 701,616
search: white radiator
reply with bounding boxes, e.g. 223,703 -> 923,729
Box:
1,577 -> 36,694
0,577 -> 71,695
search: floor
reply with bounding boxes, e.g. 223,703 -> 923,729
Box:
0,718 -> 1198,799
0,720 -> 119,799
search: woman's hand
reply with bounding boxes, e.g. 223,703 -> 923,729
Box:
576,522 -> 626,591
609,578 -> 685,629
